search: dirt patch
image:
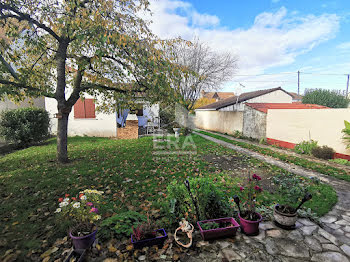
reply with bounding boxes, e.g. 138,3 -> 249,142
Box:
202,153 -> 277,193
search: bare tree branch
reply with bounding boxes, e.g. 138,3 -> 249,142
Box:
164,38 -> 238,110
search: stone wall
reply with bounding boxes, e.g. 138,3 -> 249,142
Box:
242,106 -> 267,139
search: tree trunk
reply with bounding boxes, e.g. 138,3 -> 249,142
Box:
57,112 -> 69,163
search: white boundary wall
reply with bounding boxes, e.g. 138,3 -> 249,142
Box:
195,111 -> 243,134
266,109 -> 350,155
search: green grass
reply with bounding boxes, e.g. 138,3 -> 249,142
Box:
0,135 -> 337,259
198,130 -> 350,182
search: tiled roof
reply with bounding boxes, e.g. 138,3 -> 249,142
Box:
245,103 -> 329,113
197,87 -> 291,110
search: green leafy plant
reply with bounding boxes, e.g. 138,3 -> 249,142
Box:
272,173 -> 310,207
342,120 -> 350,149
199,222 -> 220,230
99,211 -> 147,240
0,107 -> 50,146
330,158 -> 350,166
294,140 -> 318,155
166,177 -> 230,223
311,146 -> 335,160
302,89 -> 349,108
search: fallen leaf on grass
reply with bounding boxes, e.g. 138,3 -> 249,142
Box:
40,247 -> 58,258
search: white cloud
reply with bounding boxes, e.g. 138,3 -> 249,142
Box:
337,42 -> 350,49
146,1 -> 340,90
192,11 -> 219,27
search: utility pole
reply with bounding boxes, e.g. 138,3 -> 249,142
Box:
346,74 -> 349,98
297,71 -> 300,95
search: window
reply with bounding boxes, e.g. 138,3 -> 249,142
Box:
74,98 -> 96,118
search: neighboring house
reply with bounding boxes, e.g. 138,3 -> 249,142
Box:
195,86 -> 350,159
200,91 -> 235,101
289,92 -> 303,103
196,87 -> 293,112
195,87 -> 294,136
45,95 -> 159,138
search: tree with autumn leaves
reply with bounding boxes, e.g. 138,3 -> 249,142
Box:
0,0 -> 183,162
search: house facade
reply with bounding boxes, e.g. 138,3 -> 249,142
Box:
45,95 -> 159,138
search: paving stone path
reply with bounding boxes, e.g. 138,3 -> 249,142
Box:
189,131 -> 350,262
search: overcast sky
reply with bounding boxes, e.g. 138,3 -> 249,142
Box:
144,0 -> 350,94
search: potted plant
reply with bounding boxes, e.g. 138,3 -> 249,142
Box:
274,193 -> 312,229
172,122 -> 181,138
232,173 -> 263,236
131,216 -> 167,249
54,189 -> 103,249
197,217 -> 240,240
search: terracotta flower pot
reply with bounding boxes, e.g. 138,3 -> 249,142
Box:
273,204 -> 297,228
69,229 -> 97,250
238,212 -> 262,236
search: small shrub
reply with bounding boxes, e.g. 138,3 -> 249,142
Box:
99,211 -> 146,240
180,127 -> 192,136
272,173 -> 311,207
166,177 -> 230,223
0,107 -> 50,146
294,140 -> 318,155
233,130 -> 243,138
330,158 -> 350,166
311,146 -> 335,160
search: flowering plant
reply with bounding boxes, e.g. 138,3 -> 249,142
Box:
55,189 -> 103,232
232,173 -> 263,220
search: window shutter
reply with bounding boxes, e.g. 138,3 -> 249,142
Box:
84,99 -> 96,118
74,99 -> 85,118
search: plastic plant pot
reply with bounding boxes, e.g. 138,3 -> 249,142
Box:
197,217 -> 240,241
69,229 -> 97,250
131,228 -> 168,249
238,212 -> 263,236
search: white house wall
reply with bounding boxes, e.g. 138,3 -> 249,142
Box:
219,90 -> 292,111
45,97 -> 117,137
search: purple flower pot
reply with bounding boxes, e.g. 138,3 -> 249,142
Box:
238,212 -> 262,236
197,217 -> 240,241
131,228 -> 167,249
69,229 -> 97,250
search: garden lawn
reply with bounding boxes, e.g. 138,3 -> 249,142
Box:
0,135 -> 337,259
198,130 -> 350,182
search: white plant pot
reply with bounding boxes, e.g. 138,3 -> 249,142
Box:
173,128 -> 180,138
